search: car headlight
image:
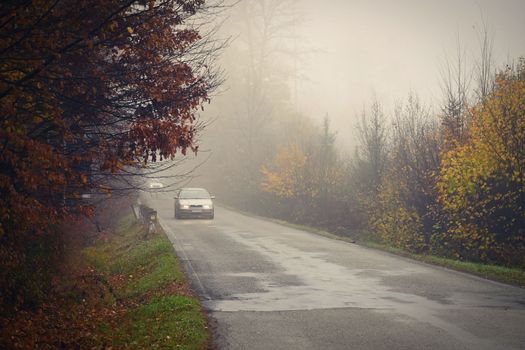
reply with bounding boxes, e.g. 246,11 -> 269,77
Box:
181,205 -> 190,209
203,205 -> 212,209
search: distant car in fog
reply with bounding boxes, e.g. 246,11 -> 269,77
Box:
174,188 -> 214,220
148,181 -> 164,190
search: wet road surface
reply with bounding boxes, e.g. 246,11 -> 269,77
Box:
146,194 -> 525,350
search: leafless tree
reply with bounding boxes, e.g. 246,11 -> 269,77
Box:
439,36 -> 472,145
391,94 -> 441,238
474,18 -> 495,101
356,96 -> 388,193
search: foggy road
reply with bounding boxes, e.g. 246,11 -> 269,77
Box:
147,193 -> 525,350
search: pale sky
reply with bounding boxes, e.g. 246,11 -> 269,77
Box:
295,0 -> 525,148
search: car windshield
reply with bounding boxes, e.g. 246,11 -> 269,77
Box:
179,189 -> 210,199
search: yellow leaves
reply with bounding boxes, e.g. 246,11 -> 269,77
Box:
438,77 -> 524,211
371,193 -> 425,253
435,69 -> 525,264
261,143 -> 307,199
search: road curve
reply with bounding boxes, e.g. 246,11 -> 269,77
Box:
146,193 -> 525,350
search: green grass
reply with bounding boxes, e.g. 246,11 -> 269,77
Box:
84,212 -> 209,349
121,254 -> 184,298
111,296 -> 208,350
362,241 -> 525,287
108,239 -> 175,275
82,247 -> 109,271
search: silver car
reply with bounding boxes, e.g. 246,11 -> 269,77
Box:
174,188 -> 215,219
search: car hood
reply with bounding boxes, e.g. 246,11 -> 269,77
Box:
178,199 -> 213,206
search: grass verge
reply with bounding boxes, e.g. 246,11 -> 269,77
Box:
0,202 -> 210,349
84,212 -> 210,349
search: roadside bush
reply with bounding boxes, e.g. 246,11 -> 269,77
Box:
437,62 -> 525,267
0,229 -> 62,316
369,181 -> 426,253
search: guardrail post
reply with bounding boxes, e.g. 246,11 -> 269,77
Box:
139,205 -> 157,238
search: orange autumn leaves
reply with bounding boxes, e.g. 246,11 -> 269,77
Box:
0,0 -> 215,313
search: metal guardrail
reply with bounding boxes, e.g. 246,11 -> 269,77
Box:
132,203 -> 157,238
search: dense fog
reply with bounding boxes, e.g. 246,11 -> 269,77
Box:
174,0 -> 525,190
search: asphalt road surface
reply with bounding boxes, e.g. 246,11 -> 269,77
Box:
146,193 -> 525,350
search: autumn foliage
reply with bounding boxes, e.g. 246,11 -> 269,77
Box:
260,117 -> 357,229
363,61 -> 525,267
262,143 -> 308,199
0,0 -> 218,313
435,64 -> 525,265
259,59 -> 525,268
